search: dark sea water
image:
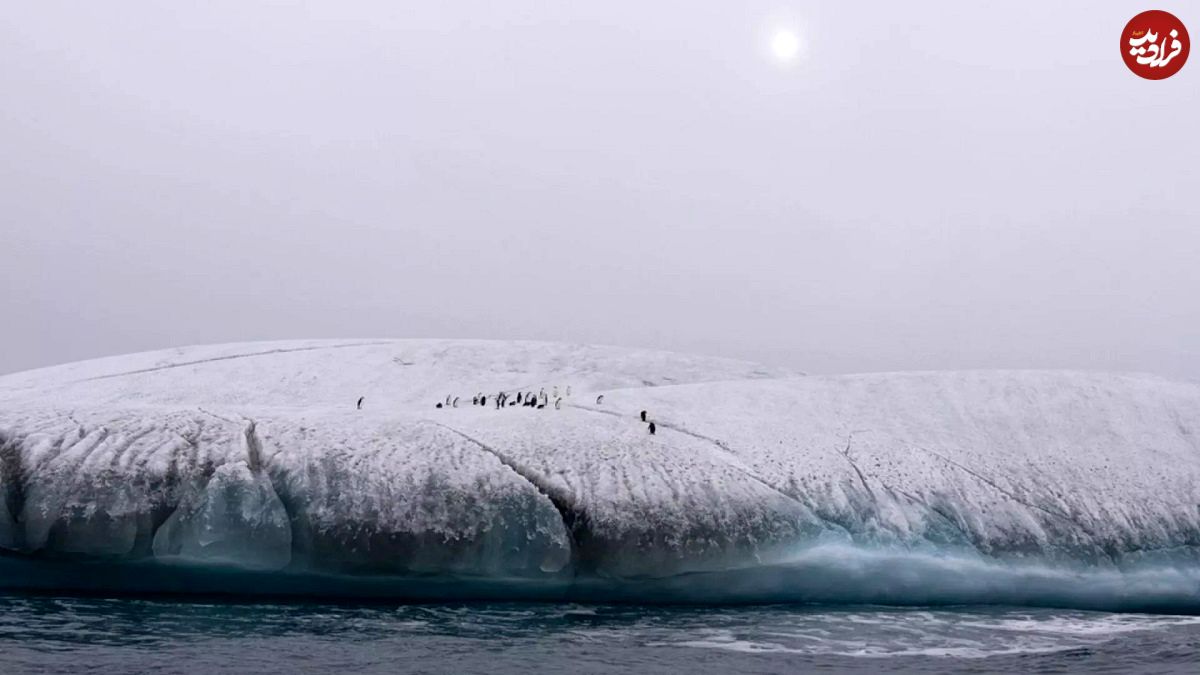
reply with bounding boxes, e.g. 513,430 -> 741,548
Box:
2,595 -> 1199,674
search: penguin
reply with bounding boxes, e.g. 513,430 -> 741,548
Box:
472,396 -> 479,406
648,422 -> 656,435
357,396 -> 364,410
452,397 -> 459,408
509,400 -> 517,407
480,396 -> 487,407
554,398 -> 562,410
596,395 -> 604,405
537,403 -> 546,409
436,402 -> 443,409
516,392 -> 523,404
640,410 -> 647,422
445,395 -> 451,406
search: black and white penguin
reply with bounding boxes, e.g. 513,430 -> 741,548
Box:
516,392 -> 523,404
452,397 -> 459,408
554,398 -> 562,410
436,402 -> 443,409
480,395 -> 487,407
640,410 -> 647,422
648,422 -> 656,435
596,395 -> 604,405
472,396 -> 479,406
357,396 -> 364,410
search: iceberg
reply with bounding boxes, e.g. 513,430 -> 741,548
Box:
1,339 -> 1198,611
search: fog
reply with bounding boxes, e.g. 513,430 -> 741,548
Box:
2,1 -> 1197,378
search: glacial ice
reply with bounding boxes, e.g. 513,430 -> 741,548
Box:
1,339 -> 1199,609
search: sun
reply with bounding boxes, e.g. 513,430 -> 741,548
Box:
770,29 -> 801,63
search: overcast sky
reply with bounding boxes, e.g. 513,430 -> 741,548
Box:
2,1 -> 1197,378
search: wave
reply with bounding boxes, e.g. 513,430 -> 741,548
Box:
4,543 -> 1199,613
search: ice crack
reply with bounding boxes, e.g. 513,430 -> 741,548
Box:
425,420 -> 582,568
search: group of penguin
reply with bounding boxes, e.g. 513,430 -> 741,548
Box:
588,395 -> 655,433
435,385 -> 570,412
356,389 -> 657,435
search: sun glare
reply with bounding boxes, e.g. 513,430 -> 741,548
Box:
770,29 -> 801,63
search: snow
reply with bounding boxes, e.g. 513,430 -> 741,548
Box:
1,339 -> 1198,604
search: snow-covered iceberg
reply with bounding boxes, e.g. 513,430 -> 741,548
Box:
1,339 -> 1198,610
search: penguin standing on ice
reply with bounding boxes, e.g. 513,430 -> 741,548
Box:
436,402 -> 443,409
554,398 -> 562,410
648,422 -> 656,435
472,395 -> 479,406
596,394 -> 604,405
516,392 -> 523,404
452,396 -> 459,408
480,395 -> 487,407
640,410 -> 647,422
357,396 -> 364,410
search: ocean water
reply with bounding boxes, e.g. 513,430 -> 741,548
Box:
2,595 -> 1199,674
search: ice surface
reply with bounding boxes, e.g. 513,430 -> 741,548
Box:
1,339 -> 1198,607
